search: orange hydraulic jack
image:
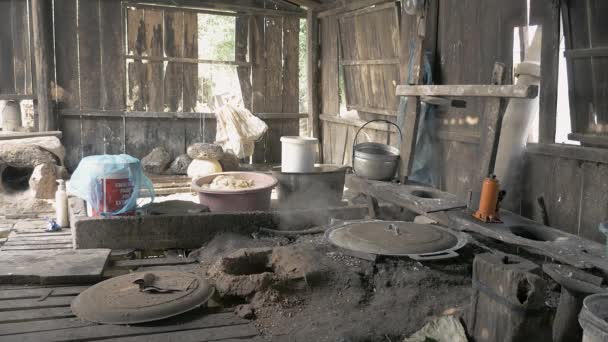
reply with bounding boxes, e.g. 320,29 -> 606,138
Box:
473,175 -> 505,223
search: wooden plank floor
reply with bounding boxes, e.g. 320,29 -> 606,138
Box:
1,219 -> 73,252
0,284 -> 261,341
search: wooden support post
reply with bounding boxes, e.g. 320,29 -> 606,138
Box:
307,10 -> 322,161
398,12 -> 427,183
538,0 -> 560,144
31,0 -> 54,132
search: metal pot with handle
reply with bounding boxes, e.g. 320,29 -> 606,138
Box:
352,119 -> 402,181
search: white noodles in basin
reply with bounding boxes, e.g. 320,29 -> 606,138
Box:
204,175 -> 255,190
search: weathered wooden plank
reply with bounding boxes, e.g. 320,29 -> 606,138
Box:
251,15 -> 266,113
320,15 -> 339,115
538,0 -> 560,143
144,8 -> 164,112
236,15 -> 252,110
282,16 -> 300,113
31,0 -> 55,131
182,11 -> 198,112
4,240 -> 73,246
0,0 -> 15,94
307,10 -> 321,142
11,0 -> 32,95
164,10 -> 184,112
0,295 -> 74,311
127,6 -> 146,111
579,161 -> 608,243
100,0 -> 126,111
0,317 -> 92,336
0,285 -> 87,300
395,84 -> 538,98
77,0 -> 101,110
265,17 -> 284,113
109,325 -> 258,342
0,307 -> 74,324
53,0 -> 80,109
125,118 -> 185,160
0,312 -> 252,342
1,244 -> 73,250
526,143 -> 608,164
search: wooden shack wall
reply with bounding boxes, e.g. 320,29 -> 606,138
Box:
318,0 -> 525,199
0,0 -> 34,97
52,1 -> 302,170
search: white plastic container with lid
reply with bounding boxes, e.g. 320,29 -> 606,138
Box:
280,136 -> 318,173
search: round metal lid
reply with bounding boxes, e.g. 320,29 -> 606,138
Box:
326,220 -> 461,257
71,271 -> 214,324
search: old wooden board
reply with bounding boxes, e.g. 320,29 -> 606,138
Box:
320,15 -> 339,115
346,176 -> 466,217
11,0 -> 33,95
0,0 -> 15,94
54,0 -> 81,169
0,249 -> 110,285
0,285 -> 259,341
448,210 -> 608,273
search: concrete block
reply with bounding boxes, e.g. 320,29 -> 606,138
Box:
0,249 -> 111,285
73,205 -> 377,250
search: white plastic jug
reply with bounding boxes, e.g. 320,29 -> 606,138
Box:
280,136 -> 318,173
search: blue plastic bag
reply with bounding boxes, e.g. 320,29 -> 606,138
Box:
68,154 -> 154,216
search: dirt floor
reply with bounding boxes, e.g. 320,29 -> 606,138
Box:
190,232 -> 475,342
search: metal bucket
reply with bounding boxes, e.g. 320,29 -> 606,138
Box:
580,293 -> 608,342
352,120 -> 402,181
1,101 -> 21,131
271,165 -> 347,209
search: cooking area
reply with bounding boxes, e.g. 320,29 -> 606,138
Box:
1,0 -> 608,341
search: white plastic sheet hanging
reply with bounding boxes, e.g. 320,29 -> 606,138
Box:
214,104 -> 268,159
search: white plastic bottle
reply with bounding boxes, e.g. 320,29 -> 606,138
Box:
55,180 -> 69,228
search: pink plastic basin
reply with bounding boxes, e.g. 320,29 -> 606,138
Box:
191,172 -> 278,212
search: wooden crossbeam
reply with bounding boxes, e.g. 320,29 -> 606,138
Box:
396,84 -> 538,98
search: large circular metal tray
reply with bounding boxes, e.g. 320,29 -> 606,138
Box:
325,219 -> 468,260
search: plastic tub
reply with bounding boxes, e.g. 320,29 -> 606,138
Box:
580,293 -> 608,342
280,136 -> 318,173
191,172 -> 278,212
271,165 -> 347,209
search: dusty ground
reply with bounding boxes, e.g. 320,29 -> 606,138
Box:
191,232 -> 475,342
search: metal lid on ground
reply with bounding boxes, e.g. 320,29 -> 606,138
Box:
326,220 -> 467,260
71,271 -> 214,324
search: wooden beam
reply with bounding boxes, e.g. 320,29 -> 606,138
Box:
538,0 -> 560,144
398,9 -> 427,183
307,10 -> 322,158
0,131 -> 62,140
395,84 -> 539,98
127,0 -> 306,17
564,47 -> 608,58
30,0 -> 54,131
318,0 -> 393,18
0,94 -> 36,101
58,109 -> 307,120
526,142 -> 608,164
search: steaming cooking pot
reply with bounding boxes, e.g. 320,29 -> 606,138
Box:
352,120 -> 402,181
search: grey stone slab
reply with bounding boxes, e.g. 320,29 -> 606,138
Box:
0,249 -> 111,285
12,220 -> 51,234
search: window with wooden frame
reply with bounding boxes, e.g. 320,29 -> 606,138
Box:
124,5 -> 251,113
337,2 -> 401,120
561,0 -> 608,147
